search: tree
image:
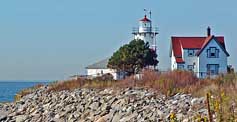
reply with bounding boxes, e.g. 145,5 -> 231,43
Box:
107,39 -> 158,76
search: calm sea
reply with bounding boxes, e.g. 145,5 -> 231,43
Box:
0,81 -> 50,102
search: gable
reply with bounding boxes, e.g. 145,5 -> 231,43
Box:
171,36 -> 229,63
196,36 -> 230,56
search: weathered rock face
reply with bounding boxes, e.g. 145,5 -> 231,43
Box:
0,86 -> 207,122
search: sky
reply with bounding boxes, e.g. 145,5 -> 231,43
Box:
0,0 -> 236,80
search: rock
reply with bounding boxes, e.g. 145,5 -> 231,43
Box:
89,102 -> 100,111
112,112 -> 121,122
120,112 -> 138,122
54,114 -> 60,119
198,108 -> 208,115
0,87 -> 208,122
102,104 -> 111,112
172,100 -> 178,105
191,98 -> 198,105
0,115 -> 7,121
104,112 -> 114,122
191,97 -> 205,105
95,116 -> 106,122
16,115 -> 27,122
156,109 -> 164,117
109,97 -> 118,105
176,113 -> 184,120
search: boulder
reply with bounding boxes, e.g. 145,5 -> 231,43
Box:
95,116 -> 106,122
0,114 -> 7,121
16,115 -> 27,122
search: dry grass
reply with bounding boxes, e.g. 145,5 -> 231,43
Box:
14,84 -> 44,102
48,80 -> 84,92
47,78 -> 116,92
47,70 -> 236,97
138,70 -> 201,95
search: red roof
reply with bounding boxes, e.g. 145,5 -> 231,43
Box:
140,15 -> 151,22
176,57 -> 185,63
171,36 -> 229,63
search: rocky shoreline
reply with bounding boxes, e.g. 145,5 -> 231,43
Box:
0,86 -> 208,122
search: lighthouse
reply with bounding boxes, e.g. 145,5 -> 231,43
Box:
132,13 -> 158,51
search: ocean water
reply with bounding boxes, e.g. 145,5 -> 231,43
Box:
0,81 -> 50,102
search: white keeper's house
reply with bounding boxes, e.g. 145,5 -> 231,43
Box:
170,27 -> 230,78
86,58 -> 125,80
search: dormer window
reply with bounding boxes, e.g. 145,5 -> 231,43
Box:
207,47 -> 219,58
188,49 -> 195,57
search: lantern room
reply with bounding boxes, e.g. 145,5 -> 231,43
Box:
139,15 -> 152,33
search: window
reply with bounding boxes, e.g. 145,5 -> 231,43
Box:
177,64 -> 184,70
188,49 -> 195,57
188,65 -> 194,71
144,23 -> 147,27
207,47 -> 219,58
207,64 -> 219,75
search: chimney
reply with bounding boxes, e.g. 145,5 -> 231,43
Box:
207,26 -> 211,36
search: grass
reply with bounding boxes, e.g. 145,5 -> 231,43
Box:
47,78 -> 116,92
14,84 -> 44,102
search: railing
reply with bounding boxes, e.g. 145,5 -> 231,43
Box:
132,27 -> 139,34
132,27 -> 158,34
139,27 -> 152,32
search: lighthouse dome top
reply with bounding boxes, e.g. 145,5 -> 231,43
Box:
140,15 -> 151,22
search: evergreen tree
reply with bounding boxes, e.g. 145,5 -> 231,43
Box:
108,39 -> 158,76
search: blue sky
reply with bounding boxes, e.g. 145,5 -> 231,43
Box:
0,0 -> 236,80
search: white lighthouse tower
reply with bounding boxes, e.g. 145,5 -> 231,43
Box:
132,13 -> 158,51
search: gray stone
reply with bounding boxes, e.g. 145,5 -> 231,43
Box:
112,112 -> 121,122
156,109 -> 164,117
191,97 -> 205,105
198,108 -> 208,115
0,87 -> 208,122
0,115 -> 7,121
95,116 -> 106,122
102,104 -> 111,112
172,100 -> 178,105
120,112 -> 137,122
176,113 -> 184,120
89,102 -> 100,111
54,114 -> 60,119
126,106 -> 133,113
16,115 -> 27,122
